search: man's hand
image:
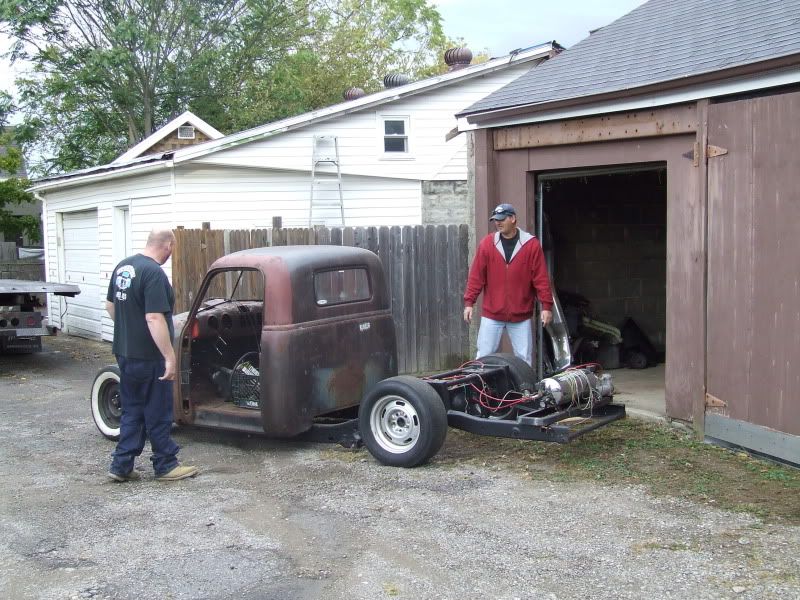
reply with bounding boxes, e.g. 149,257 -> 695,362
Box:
541,310 -> 553,327
159,356 -> 176,381
463,306 -> 473,323
146,312 -> 177,381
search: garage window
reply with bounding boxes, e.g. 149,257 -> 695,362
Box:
379,115 -> 410,156
315,268 -> 370,305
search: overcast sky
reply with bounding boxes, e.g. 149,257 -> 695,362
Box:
1,1 -> 647,107
432,0 -> 647,56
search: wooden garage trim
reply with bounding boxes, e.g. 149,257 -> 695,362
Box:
493,105 -> 698,150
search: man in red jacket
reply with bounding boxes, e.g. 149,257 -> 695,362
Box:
463,203 -> 553,366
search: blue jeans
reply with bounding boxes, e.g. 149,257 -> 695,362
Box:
110,356 -> 179,477
476,316 -> 533,366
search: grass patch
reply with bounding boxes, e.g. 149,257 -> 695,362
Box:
634,540 -> 694,552
430,418 -> 800,524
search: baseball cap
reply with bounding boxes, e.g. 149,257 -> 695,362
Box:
490,203 -> 516,221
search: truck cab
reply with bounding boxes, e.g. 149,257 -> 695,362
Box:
174,245 -> 396,437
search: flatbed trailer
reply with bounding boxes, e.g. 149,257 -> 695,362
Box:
0,280 -> 81,353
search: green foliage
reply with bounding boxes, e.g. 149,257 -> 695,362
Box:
1,0 -> 455,176
0,93 -> 40,242
0,178 -> 40,243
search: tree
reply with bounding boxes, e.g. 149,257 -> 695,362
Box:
249,0 -> 453,123
0,92 -> 39,243
1,0 -> 453,176
2,0 -> 307,174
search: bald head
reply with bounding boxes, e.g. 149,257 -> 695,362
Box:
143,228 -> 176,264
146,229 -> 176,248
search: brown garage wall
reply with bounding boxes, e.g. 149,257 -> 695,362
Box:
706,91 -> 800,437
474,133 -> 703,422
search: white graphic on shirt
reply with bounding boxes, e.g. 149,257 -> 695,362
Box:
114,265 -> 136,301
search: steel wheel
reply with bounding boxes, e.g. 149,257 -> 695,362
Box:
90,366 -> 122,440
359,375 -> 447,468
100,380 -> 122,426
369,394 -> 421,454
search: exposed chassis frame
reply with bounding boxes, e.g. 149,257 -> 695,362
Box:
301,364 -> 625,447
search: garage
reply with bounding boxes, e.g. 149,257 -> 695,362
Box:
61,210 -> 103,339
459,0 -> 800,463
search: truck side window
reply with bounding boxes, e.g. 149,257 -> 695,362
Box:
314,268 -> 370,305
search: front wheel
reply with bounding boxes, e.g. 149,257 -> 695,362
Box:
359,376 -> 448,468
91,365 -> 121,440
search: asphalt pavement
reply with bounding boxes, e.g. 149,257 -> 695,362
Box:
1,335 -> 798,600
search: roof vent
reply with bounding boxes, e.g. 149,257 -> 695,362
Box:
383,73 -> 410,88
177,125 -> 196,140
444,47 -> 473,71
343,87 -> 366,101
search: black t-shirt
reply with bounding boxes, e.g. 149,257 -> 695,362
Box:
500,231 -> 519,263
106,254 -> 175,360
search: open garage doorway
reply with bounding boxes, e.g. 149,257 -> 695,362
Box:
536,164 -> 667,417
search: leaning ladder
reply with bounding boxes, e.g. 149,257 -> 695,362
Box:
309,135 -> 345,226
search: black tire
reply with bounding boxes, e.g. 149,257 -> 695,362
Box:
359,375 -> 448,468
478,353 -> 538,393
90,365 -> 122,441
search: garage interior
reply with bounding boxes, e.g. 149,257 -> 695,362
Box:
537,165 -> 667,415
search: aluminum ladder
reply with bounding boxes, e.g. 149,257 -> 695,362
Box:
309,135 -> 345,226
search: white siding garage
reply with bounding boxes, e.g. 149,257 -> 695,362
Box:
62,210 -> 103,339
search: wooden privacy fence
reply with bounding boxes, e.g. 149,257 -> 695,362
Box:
0,242 -> 45,281
172,225 -> 471,374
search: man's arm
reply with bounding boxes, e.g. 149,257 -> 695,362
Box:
463,241 -> 487,323
145,312 -> 176,381
105,301 -> 115,321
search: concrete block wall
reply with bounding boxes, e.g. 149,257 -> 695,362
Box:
422,180 -> 470,225
545,169 -> 667,351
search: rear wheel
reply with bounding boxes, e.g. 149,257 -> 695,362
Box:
477,353 -> 539,419
478,353 -> 538,393
91,366 -> 121,440
359,376 -> 447,468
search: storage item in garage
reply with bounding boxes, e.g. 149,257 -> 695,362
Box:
596,342 -> 621,369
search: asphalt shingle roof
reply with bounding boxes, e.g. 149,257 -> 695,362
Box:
461,0 -> 800,116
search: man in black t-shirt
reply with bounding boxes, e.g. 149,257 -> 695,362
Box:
105,229 -> 198,482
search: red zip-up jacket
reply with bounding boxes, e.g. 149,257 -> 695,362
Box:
463,229 -> 553,322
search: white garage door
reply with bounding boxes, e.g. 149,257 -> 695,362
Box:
62,210 -> 103,339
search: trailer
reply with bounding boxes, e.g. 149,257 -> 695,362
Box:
0,280 -> 81,353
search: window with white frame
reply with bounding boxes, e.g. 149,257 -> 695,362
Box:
380,116 -> 410,155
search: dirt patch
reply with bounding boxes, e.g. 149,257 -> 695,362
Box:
422,419 -> 800,524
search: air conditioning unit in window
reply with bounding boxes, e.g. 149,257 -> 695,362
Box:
177,126 -> 196,140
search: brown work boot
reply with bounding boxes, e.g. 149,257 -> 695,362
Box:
156,465 -> 199,481
108,470 -> 142,483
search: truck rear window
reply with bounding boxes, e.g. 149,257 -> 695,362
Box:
314,268 -> 370,305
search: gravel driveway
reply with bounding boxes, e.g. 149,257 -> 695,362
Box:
1,335 -> 798,600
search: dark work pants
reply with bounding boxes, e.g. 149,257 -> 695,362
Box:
110,356 -> 179,477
